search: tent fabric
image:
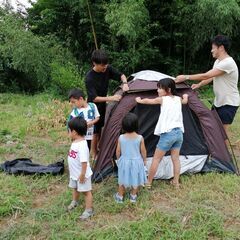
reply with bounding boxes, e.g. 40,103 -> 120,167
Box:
92,73 -> 237,182
147,155 -> 208,179
131,70 -> 174,81
0,158 -> 64,175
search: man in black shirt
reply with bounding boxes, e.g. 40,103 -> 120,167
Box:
85,49 -> 129,159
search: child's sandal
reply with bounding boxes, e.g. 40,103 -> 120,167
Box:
170,180 -> 180,189
145,183 -> 152,189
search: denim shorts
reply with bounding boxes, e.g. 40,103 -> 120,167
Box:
156,128 -> 183,151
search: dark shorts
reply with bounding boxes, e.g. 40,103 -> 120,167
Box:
94,116 -> 104,134
94,103 -> 106,134
213,105 -> 239,124
87,140 -> 92,151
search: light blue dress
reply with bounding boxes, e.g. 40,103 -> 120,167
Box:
117,134 -> 147,188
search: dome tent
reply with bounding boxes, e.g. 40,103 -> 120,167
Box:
92,70 -> 238,182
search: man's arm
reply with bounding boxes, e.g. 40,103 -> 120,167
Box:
121,74 -> 129,92
175,68 -> 225,83
191,78 -> 213,90
93,95 -> 122,103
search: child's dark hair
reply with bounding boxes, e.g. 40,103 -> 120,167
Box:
157,78 -> 177,95
91,49 -> 109,65
211,35 -> 231,53
122,112 -> 138,133
68,117 -> 87,136
68,89 -> 85,100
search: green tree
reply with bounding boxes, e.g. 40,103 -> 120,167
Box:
175,0 -> 240,71
105,0 -> 158,74
0,10 -> 50,91
0,9 -> 83,93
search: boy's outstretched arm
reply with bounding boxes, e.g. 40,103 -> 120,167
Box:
181,94 -> 189,104
135,97 -> 162,105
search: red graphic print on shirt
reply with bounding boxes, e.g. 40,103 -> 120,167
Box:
68,150 -> 78,159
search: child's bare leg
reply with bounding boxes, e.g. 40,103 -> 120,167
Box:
73,189 -> 80,201
118,185 -> 125,197
170,149 -> 181,186
67,189 -> 80,211
83,191 -> 93,210
148,149 -> 166,184
131,187 -> 138,195
79,191 -> 94,220
91,134 -> 99,160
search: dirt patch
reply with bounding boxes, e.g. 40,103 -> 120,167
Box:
32,184 -> 66,208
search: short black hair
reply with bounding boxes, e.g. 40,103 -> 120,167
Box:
157,78 -> 177,95
68,117 -> 87,136
122,112 -> 138,133
91,49 -> 109,65
68,89 -> 85,100
211,35 -> 231,53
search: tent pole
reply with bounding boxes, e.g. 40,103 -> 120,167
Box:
227,138 -> 240,175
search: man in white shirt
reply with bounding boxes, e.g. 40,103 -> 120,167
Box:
175,35 -> 239,137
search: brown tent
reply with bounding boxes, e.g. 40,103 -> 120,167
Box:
92,71 -> 238,182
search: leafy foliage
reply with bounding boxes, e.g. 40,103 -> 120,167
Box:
50,62 -> 86,95
0,9 -> 84,93
1,0 -> 240,92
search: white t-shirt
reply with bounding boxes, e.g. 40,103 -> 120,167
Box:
67,140 -> 93,180
154,96 -> 184,135
70,103 -> 100,140
213,57 -> 240,107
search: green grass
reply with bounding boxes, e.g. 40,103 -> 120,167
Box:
0,93 -> 240,240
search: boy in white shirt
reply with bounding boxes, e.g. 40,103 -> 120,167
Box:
67,117 -> 93,220
68,89 -> 100,154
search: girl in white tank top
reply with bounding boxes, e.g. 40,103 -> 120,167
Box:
136,78 -> 188,188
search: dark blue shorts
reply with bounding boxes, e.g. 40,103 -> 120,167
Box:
214,105 -> 239,124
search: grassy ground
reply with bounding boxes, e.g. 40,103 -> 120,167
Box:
0,92 -> 240,240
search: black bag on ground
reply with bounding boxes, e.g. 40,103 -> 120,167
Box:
0,158 -> 64,175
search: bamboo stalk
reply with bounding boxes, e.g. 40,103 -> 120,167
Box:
86,0 -> 98,50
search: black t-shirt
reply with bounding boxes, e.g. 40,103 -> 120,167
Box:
85,65 -> 122,102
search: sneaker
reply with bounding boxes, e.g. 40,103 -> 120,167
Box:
79,209 -> 94,220
113,192 -> 123,203
129,194 -> 137,203
67,200 -> 79,211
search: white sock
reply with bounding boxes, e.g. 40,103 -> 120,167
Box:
117,193 -> 123,199
85,208 -> 93,213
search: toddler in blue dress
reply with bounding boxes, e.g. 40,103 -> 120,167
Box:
114,113 -> 147,203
